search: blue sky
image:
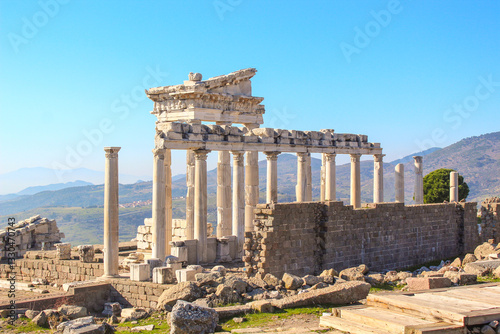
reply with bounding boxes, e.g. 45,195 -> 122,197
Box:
1,0 -> 499,189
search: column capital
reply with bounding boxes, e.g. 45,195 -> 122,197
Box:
264,151 -> 280,160
413,155 -> 423,163
350,153 -> 361,162
104,147 -> 121,159
325,153 -> 337,161
194,149 -> 210,160
296,152 -> 308,162
373,153 -> 385,162
152,148 -> 165,160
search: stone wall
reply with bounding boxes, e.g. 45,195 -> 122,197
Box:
0,215 -> 65,259
108,279 -> 174,309
244,201 -> 479,279
479,197 -> 500,243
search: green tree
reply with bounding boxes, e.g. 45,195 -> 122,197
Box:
423,168 -> 469,204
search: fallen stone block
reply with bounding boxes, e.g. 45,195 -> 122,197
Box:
406,277 -> 452,291
152,267 -> 175,284
282,273 -> 303,290
177,268 -> 197,282
213,304 -> 253,319
58,304 -> 87,320
121,307 -> 149,321
271,281 -> 370,309
157,281 -> 203,310
77,245 -> 95,263
130,263 -> 150,282
250,300 -> 273,313
131,324 -> 155,332
464,263 -> 490,276
339,264 -> 368,281
169,300 -> 218,334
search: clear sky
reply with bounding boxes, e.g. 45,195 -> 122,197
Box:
1,0 -> 499,184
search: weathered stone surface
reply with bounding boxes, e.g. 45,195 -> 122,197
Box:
475,242 -> 497,260
406,277 -> 452,290
130,324 -> 155,332
213,304 -> 252,319
481,325 -> 496,334
464,263 -> 490,276
320,268 -> 338,277
211,265 -> 226,276
302,275 -> 321,286
339,265 -> 368,281
169,300 -> 218,334
157,281 -> 203,310
56,243 -> 72,260
195,272 -> 221,286
25,310 -> 40,319
450,257 -> 462,267
311,282 -> 329,290
223,276 -> 248,295
493,266 -> 500,278
56,316 -> 96,333
78,245 -> 95,263
102,302 -> 121,317
33,311 -> 48,328
365,273 -> 385,286
58,305 -> 87,320
463,253 -> 478,265
271,281 -> 370,309
444,271 -> 477,285
186,265 -> 203,274
214,285 -> 239,304
263,273 -> 281,287
282,273 -> 303,290
121,308 -> 149,321
250,300 -> 273,313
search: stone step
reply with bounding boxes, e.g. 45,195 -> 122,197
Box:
319,315 -> 383,334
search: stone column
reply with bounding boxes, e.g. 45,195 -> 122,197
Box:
325,153 -> 336,201
103,147 -> 120,277
245,151 -> 259,232
185,150 -> 195,240
373,154 -> 385,203
232,151 -> 245,256
164,149 -> 172,255
395,163 -> 405,203
450,171 -> 459,202
217,151 -> 232,238
152,149 -> 166,261
350,153 -> 361,208
306,153 -> 312,201
296,152 -> 307,202
194,149 -> 210,264
320,154 -> 326,201
413,156 -> 424,204
265,152 -> 280,203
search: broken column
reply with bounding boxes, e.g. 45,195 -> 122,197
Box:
350,153 -> 361,208
152,148 -> 166,261
103,146 -> 120,277
186,150 -> 195,240
265,152 -> 279,203
450,171 -> 459,202
245,151 -> 259,232
320,154 -> 326,201
395,163 -> 405,203
306,153 -> 312,201
325,153 -> 336,201
373,154 -> 385,203
164,149 -> 172,256
217,151 -> 232,237
232,151 -> 245,256
296,152 -> 307,202
413,156 -> 424,204
194,149 -> 210,264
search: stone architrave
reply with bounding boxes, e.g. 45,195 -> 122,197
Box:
152,149 -> 166,261
395,163 -> 405,203
325,153 -> 336,201
217,151 -> 232,237
296,152 -> 307,202
373,154 -> 385,203
264,152 -> 280,203
413,156 -> 424,204
231,151 -> 245,256
306,153 -> 312,201
450,171 -> 459,202
245,151 -> 259,232
350,153 -> 361,208
103,147 -> 120,277
164,149 -> 172,255
186,150 -> 195,240
194,149 -> 210,264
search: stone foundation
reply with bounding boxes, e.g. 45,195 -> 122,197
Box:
479,197 -> 500,243
244,201 -> 479,278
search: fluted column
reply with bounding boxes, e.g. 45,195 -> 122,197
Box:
325,153 -> 336,201
373,154 -> 385,203
395,163 -> 405,203
232,151 -> 245,256
296,152 -> 307,202
450,171 -> 459,202
194,149 -> 210,264
217,151 -> 232,237
164,149 -> 172,255
413,156 -> 424,204
185,150 -> 195,240
350,153 -> 361,208
265,152 -> 280,203
152,149 -> 166,261
320,154 -> 326,201
245,151 -> 259,232
103,147 -> 120,277
306,153 -> 312,201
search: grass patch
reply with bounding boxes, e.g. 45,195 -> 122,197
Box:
369,282 -> 405,293
115,314 -> 170,333
477,274 -> 500,283
2,319 -> 51,333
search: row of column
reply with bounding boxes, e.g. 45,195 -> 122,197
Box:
394,156 -> 424,204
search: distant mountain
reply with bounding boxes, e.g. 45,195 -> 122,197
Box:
16,180 -> 94,196
390,147 -> 441,165
0,167 -> 151,195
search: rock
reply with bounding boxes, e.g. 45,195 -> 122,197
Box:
250,300 -> 273,313
131,324 -> 155,332
406,277 -> 452,290
489,320 -> 499,329
186,265 -> 203,274
464,263 -> 490,276
443,272 -> 477,285
102,302 -> 121,317
320,268 -> 338,277
211,265 -> 226,276
32,311 -> 48,328
481,325 -> 496,334
463,253 -> 478,265
0,309 -> 10,318
110,315 -> 119,324
223,276 -> 248,295
25,310 -> 40,320
302,275 -> 321,286
120,307 -> 149,321
311,282 -> 329,290
169,300 -> 218,334
77,245 -> 95,263
475,242 -> 497,260
233,317 -> 246,323
58,305 -> 87,320
339,265 -> 368,281
244,288 -> 266,300
56,316 -> 94,332
213,304 -> 252,319
271,281 -> 371,309
157,281 -> 203,310
397,271 -> 413,281
450,257 -> 462,267
365,273 -> 385,286
263,273 -> 281,287
215,285 -> 239,304
493,266 -> 500,278
195,272 -> 221,286
282,273 -> 303,290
